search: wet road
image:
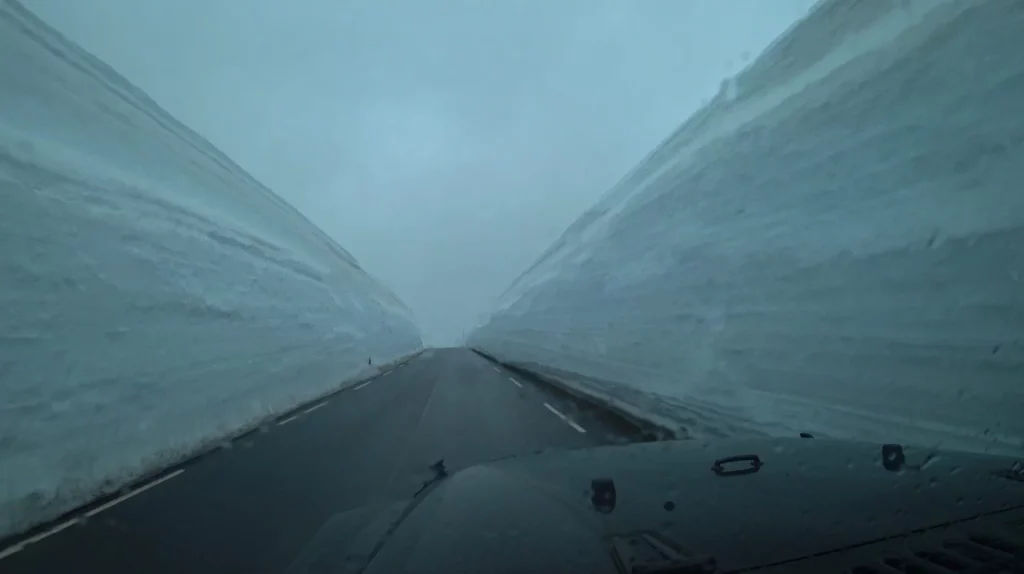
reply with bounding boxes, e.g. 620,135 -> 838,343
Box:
1,347 -> 641,573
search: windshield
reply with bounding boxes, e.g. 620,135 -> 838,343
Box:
1,0 -> 1021,572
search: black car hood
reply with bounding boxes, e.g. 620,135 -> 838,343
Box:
292,437 -> 1024,573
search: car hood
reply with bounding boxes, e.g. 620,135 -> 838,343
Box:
290,437 -> 1024,573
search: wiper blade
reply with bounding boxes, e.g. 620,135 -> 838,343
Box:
413,458 -> 448,498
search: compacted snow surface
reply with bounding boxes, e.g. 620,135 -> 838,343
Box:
0,1 -> 421,537
472,0 -> 1024,455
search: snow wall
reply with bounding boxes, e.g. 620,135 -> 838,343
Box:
0,0 -> 422,538
471,0 -> 1024,455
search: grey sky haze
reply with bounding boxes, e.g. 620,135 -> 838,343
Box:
25,0 -> 815,345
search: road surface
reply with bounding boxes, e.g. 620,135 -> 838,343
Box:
1,347 -> 642,573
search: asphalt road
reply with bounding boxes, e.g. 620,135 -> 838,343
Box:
1,347 -> 642,573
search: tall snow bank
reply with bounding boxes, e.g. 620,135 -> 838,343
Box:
471,0 -> 1024,454
0,0 -> 421,538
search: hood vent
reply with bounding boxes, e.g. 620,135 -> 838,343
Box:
609,531 -> 719,573
846,518 -> 1023,574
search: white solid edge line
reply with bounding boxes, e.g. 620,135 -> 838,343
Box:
543,403 -> 586,433
303,402 -> 327,415
84,469 -> 186,518
508,377 -> 523,388
277,415 -> 299,426
354,380 -> 374,390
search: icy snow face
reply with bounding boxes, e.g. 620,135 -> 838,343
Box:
471,0 -> 1024,454
0,1 -> 421,538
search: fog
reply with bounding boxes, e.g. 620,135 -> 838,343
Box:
24,0 -> 815,345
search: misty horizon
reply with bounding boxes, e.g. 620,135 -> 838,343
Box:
23,0 -> 817,344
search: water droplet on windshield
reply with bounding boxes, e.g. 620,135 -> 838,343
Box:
663,501 -> 675,512
722,77 -> 739,102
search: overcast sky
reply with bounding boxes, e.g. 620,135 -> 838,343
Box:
25,0 -> 814,345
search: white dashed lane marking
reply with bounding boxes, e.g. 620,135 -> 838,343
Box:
543,403 -> 586,433
85,469 -> 186,517
508,377 -> 523,388
302,402 -> 327,415
0,518 -> 79,560
492,367 -> 500,373
277,415 -> 299,426
354,380 -> 374,390
1,468 -> 186,560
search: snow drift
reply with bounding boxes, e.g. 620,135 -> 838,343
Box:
0,0 -> 421,538
471,0 -> 1024,454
